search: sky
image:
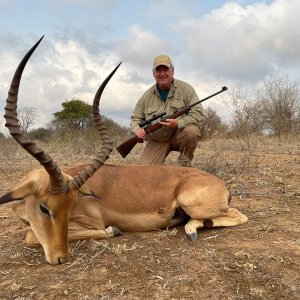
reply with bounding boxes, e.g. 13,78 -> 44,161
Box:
0,0 -> 299,132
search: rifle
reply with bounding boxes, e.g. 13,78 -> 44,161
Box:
116,86 -> 228,158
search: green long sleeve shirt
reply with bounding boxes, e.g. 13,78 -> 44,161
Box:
130,78 -> 204,142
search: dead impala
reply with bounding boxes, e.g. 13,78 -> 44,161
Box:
0,37 -> 248,265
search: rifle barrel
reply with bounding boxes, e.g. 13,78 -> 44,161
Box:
190,86 -> 228,108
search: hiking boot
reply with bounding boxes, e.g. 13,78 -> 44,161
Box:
177,153 -> 192,167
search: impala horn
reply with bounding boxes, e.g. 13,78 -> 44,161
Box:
4,36 -> 121,193
68,62 -> 122,190
4,36 -> 68,194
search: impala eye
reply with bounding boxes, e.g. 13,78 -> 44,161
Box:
40,203 -> 50,216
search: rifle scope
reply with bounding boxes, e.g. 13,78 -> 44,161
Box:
139,112 -> 166,127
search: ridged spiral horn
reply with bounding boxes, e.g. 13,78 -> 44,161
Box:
4,36 -> 67,194
67,62 -> 122,190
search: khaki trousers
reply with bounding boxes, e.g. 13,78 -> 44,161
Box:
139,124 -> 201,165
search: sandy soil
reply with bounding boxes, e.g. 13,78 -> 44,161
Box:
0,138 -> 299,299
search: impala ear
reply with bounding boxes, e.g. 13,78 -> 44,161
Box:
78,185 -> 101,200
0,179 -> 37,205
0,191 -> 15,204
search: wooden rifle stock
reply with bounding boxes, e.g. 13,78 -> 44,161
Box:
116,108 -> 190,158
116,87 -> 228,158
116,135 -> 141,158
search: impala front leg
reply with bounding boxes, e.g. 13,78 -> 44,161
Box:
68,225 -> 122,241
25,230 -> 41,247
25,226 -> 122,247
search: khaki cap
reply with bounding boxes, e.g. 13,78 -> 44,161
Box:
153,55 -> 173,70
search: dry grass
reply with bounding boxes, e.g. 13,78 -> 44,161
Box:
0,135 -> 299,299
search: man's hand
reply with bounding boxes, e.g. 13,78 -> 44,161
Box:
135,128 -> 146,139
159,118 -> 178,129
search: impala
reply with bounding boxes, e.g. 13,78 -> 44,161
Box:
0,37 -> 248,265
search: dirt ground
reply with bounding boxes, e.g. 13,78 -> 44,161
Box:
0,138 -> 299,300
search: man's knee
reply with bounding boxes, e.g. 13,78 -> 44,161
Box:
181,124 -> 201,141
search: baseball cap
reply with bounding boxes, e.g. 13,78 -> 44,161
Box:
153,55 -> 173,70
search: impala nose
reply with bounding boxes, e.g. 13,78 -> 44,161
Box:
46,252 -> 70,265
58,257 -> 64,264
51,255 -> 68,265
56,252 -> 70,264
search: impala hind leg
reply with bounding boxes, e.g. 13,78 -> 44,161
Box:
184,208 -> 248,241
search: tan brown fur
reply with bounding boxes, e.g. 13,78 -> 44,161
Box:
4,163 -> 248,264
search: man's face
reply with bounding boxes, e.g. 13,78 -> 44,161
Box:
153,65 -> 174,90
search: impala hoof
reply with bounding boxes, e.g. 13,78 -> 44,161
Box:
106,226 -> 122,237
186,232 -> 198,241
112,226 -> 122,237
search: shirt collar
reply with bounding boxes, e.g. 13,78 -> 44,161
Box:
153,79 -> 176,94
